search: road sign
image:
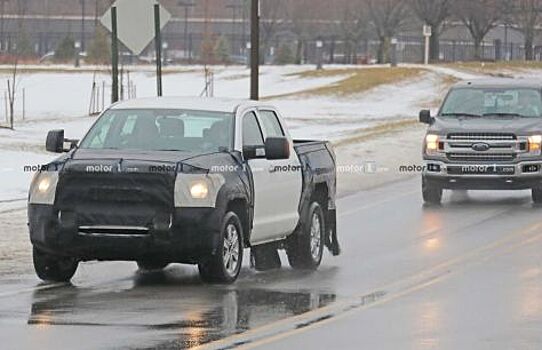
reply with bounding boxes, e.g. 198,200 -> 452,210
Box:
101,0 -> 171,55
423,25 -> 432,37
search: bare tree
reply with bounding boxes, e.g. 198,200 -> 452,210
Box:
368,0 -> 411,64
410,0 -> 452,61
288,0 -> 315,64
453,0 -> 504,60
261,0 -> 286,63
334,0 -> 371,64
288,0 -> 314,64
510,0 -> 542,60
2,0 -> 28,129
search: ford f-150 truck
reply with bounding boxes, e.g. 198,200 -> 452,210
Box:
28,97 -> 339,284
419,79 -> 542,204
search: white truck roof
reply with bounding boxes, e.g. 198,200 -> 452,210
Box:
110,96 -> 267,113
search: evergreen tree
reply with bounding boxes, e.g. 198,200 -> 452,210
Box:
275,44 -> 294,64
87,29 -> 111,65
214,36 -> 231,64
54,35 -> 76,62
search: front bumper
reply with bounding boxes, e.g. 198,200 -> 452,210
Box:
28,204 -> 224,263
422,160 -> 542,190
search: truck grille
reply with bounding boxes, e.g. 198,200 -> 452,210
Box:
56,172 -> 175,227
447,153 -> 516,162
445,133 -> 518,163
448,133 -> 516,141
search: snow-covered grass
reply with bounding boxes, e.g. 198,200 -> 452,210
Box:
3,62 -> 536,201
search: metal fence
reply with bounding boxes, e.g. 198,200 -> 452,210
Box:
294,37 -> 532,65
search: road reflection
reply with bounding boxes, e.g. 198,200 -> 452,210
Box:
27,269 -> 336,349
416,301 -> 442,349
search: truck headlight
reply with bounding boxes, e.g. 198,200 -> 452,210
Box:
190,181 -> 209,199
174,174 -> 225,208
528,135 -> 542,153
29,171 -> 59,205
425,134 -> 441,154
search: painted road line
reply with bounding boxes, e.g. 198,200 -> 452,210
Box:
192,221 -> 542,350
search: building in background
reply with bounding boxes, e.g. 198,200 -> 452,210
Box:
0,0 -> 533,64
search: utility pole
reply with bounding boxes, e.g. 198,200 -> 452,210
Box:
80,0 -> 86,51
250,0 -> 259,100
111,6 -> 119,103
242,0 -> 247,56
154,4 -> 163,97
0,0 -> 7,51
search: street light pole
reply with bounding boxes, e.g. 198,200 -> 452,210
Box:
250,0 -> 259,100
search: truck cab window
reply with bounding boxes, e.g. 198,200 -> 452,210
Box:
243,112 -> 265,147
259,110 -> 285,137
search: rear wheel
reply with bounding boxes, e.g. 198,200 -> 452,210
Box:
198,212 -> 243,284
532,187 -> 542,204
286,202 -> 325,270
422,177 -> 442,205
33,247 -> 78,282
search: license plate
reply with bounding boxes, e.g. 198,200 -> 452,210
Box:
447,165 -> 515,175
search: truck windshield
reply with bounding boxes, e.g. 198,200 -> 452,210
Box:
440,88 -> 542,118
79,109 -> 234,152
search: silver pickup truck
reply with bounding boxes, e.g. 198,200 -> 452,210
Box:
419,79 -> 542,204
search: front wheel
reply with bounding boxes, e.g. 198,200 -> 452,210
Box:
286,202 -> 325,270
532,187 -> 542,204
33,247 -> 78,282
198,212 -> 244,284
422,177 -> 442,205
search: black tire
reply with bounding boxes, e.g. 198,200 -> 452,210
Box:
286,202 -> 325,270
532,188 -> 542,204
33,247 -> 78,282
137,260 -> 169,271
422,177 -> 442,205
198,212 -> 244,284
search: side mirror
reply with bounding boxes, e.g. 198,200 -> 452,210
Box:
265,137 -> 290,160
46,129 -> 65,153
419,110 -> 433,124
46,129 -> 78,153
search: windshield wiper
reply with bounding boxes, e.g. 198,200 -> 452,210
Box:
482,113 -> 525,118
441,112 -> 482,118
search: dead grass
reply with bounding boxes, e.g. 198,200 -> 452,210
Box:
442,61 -> 542,76
269,67 -> 424,99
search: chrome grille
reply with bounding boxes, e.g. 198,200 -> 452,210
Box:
448,133 -> 516,141
447,153 -> 516,162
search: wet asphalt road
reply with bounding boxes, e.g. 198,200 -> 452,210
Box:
1,176 -> 542,350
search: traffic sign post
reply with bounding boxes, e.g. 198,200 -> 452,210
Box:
101,0 -> 171,99
423,25 -> 432,65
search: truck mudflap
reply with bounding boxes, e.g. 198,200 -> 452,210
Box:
325,209 -> 340,256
